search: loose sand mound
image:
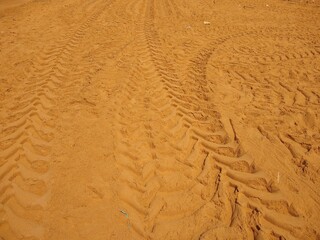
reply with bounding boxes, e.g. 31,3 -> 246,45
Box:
0,0 -> 319,239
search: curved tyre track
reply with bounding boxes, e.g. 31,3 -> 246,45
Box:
205,19 -> 320,222
113,0 -> 312,239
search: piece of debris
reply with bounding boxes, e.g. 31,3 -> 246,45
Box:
203,21 -> 210,25
120,210 -> 129,218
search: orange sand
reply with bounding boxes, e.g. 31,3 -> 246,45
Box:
0,0 -> 320,239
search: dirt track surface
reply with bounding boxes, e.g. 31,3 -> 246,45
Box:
1,0 -> 320,239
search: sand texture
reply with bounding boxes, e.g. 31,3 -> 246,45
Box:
0,0 -> 320,239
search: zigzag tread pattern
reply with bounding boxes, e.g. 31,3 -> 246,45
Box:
0,1 -> 111,239
112,0 -> 312,239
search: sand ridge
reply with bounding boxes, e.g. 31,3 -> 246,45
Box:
0,0 -> 319,239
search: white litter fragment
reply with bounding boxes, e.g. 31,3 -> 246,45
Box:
120,210 -> 129,218
203,21 -> 210,25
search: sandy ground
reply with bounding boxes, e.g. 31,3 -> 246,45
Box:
0,0 -> 320,239
0,0 -> 31,11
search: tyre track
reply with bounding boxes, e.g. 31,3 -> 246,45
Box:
116,0 -> 237,238
112,3 -> 162,236
171,36 -> 312,240
183,29 -> 316,240
206,25 -> 320,202
112,0 -> 311,239
0,1 -> 111,238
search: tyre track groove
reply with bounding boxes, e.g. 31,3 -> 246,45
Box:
0,1 -> 111,238
112,0 -> 309,238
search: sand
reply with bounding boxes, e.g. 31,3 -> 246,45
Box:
0,0 -> 320,239
0,0 -> 31,11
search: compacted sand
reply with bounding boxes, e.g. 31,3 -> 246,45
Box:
0,0 -> 320,239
